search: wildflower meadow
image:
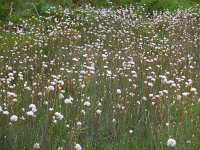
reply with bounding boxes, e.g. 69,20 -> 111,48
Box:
0,4 -> 200,150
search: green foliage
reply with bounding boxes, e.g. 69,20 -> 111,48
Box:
113,0 -> 139,6
0,0 -> 199,21
0,0 -> 11,21
0,0 -> 56,21
139,0 -> 191,12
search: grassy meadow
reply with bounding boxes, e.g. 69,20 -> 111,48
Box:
0,4 -> 200,150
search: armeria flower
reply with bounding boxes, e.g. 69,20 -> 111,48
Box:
55,112 -> 64,120
64,98 -> 72,104
80,84 -> 85,88
81,110 -> 85,115
48,85 -> 55,91
26,111 -> 34,116
167,138 -> 176,147
38,92 -> 42,96
31,107 -> 37,113
148,82 -> 153,87
43,101 -> 48,105
116,89 -> 121,94
49,108 -> 53,111
84,101 -> 91,106
10,115 -> 18,122
142,97 -> 147,101
58,80 -> 64,85
59,93 -> 64,99
12,98 -> 17,102
182,92 -> 189,97
77,121 -> 82,126
3,111 -> 9,115
34,143 -> 40,149
166,123 -> 170,127
21,116 -> 25,120
96,109 -> 102,115
72,57 -> 78,62
29,104 -> 37,113
75,143 -> 82,150
177,95 -> 182,100
190,88 -> 197,92
129,130 -> 133,134
57,147 -> 63,150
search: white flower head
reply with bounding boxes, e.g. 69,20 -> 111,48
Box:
77,121 -> 82,126
31,108 -> 37,113
49,108 -> 53,111
81,110 -> 85,115
55,112 -> 64,120
10,115 -> 18,122
57,147 -> 64,150
167,138 -> 176,147
191,88 -> 197,92
96,109 -> 102,115
34,143 -> 40,149
26,111 -> 34,116
177,95 -> 182,100
59,93 -> 64,99
116,89 -> 121,94
64,98 -> 72,104
38,92 -> 42,96
84,101 -> 91,106
182,92 -> 189,97
75,143 -> 82,150
3,111 -> 9,115
129,130 -> 133,134
48,85 -> 55,91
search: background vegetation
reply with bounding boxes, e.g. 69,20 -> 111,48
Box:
0,0 -> 199,22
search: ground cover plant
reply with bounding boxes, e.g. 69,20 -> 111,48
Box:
0,4 -> 200,150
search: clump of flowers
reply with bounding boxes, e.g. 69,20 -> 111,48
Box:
10,115 -> 18,122
34,143 -> 40,149
75,143 -> 82,150
167,138 -> 176,147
